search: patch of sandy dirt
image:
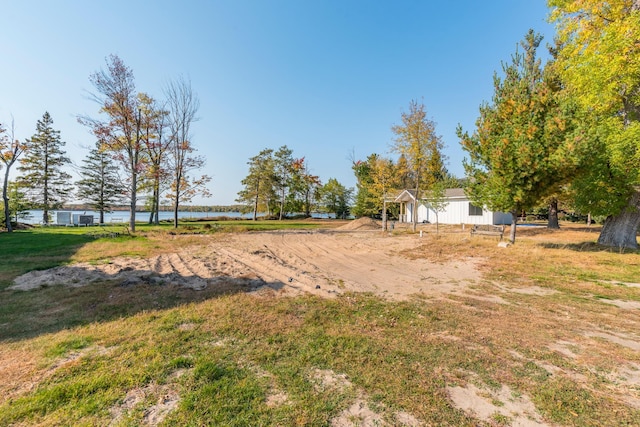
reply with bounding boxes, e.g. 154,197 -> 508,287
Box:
602,280 -> 640,288
332,399 -> 385,427
606,363 -> 640,408
548,340 -> 580,359
10,251 -> 220,291
311,368 -> 423,426
338,217 -> 382,231
585,331 -> 640,351
597,298 -> 640,310
241,362 -> 291,409
312,368 -> 353,393
447,382 -> 548,426
109,383 -> 180,426
495,283 -> 558,296
10,230 -> 482,301
213,231 -> 481,300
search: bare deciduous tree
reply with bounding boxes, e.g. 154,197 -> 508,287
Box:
165,76 -> 210,228
80,55 -> 142,232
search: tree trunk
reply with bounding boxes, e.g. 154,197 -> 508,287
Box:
154,182 -> 160,225
148,186 -> 156,224
253,182 -> 259,221
279,188 -> 285,221
43,159 -> 49,225
412,201 -> 417,232
382,199 -> 387,231
99,179 -> 105,225
548,198 -> 560,229
3,167 -> 12,233
130,171 -> 137,232
43,182 -> 48,224
173,188 -> 180,229
597,191 -> 640,249
509,211 -> 518,244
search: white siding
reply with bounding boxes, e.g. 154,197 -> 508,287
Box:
423,199 -> 510,225
405,202 -> 430,223
400,189 -> 511,225
417,204 -> 429,223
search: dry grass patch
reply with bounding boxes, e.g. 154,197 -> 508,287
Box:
70,233 -> 219,264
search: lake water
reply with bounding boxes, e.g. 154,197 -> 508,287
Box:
22,210 -> 251,225
22,209 -> 331,224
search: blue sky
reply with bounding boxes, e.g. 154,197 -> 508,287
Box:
1,1 -> 555,205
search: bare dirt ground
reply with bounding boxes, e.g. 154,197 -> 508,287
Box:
10,228 -> 481,301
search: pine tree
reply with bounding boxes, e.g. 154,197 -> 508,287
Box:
76,141 -> 125,224
17,112 -> 72,224
458,30 -> 581,243
273,145 -> 294,220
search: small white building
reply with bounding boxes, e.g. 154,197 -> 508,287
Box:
393,188 -> 511,225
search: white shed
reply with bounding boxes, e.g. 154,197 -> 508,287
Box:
393,188 -> 511,225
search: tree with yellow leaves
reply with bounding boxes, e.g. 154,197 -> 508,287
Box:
391,100 -> 445,232
550,0 -> 640,248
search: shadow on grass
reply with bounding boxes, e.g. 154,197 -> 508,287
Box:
538,241 -> 640,254
0,273 -> 285,343
516,225 -> 603,237
0,230 -> 95,284
0,228 -> 286,343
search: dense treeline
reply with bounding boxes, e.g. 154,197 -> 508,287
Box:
236,145 -> 352,219
61,204 -> 246,213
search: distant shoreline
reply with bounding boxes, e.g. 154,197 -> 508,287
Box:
61,204 -> 244,213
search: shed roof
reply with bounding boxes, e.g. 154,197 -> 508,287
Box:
391,188 -> 468,202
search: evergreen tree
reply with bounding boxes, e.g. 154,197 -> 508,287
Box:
351,156 -> 376,217
76,141 -> 125,224
17,112 -> 72,224
458,30 -> 581,243
273,145 -> 294,220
